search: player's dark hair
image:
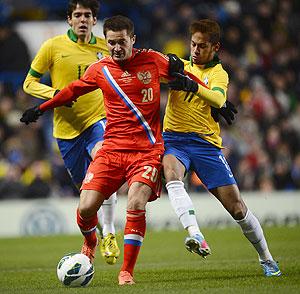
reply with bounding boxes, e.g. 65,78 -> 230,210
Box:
190,19 -> 220,45
67,0 -> 100,18
103,15 -> 135,37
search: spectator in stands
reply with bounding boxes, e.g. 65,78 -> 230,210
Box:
0,0 -> 300,196
0,18 -> 30,93
0,162 -> 25,199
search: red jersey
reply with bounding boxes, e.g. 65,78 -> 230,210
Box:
40,48 -> 170,152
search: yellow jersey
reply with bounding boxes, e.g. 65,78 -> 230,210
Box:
163,56 -> 228,148
23,29 -> 108,139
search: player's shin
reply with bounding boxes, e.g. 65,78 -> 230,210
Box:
166,180 -> 204,238
121,210 -> 146,275
98,193 -> 120,265
77,209 -> 98,262
77,208 -> 98,245
101,193 -> 117,236
236,209 -> 273,261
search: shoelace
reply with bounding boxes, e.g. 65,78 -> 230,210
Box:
105,237 -> 115,250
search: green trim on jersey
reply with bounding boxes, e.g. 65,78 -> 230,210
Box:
67,29 -> 97,44
29,68 -> 43,78
189,54 -> 221,69
204,54 -> 221,68
212,87 -> 225,96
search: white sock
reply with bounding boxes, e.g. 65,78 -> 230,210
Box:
187,225 -> 203,238
236,209 -> 273,261
166,180 -> 204,239
99,193 -> 117,236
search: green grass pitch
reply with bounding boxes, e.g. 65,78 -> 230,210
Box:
0,226 -> 299,293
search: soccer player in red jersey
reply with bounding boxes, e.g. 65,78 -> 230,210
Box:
20,15 -> 179,285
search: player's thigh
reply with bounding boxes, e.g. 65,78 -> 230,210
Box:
81,149 -> 125,199
57,136 -> 88,186
191,146 -> 236,190
56,120 -> 107,185
85,119 -> 106,160
126,149 -> 163,202
163,144 -> 191,181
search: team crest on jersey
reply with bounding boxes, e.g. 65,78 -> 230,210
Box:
96,52 -> 103,59
137,71 -> 152,84
204,77 -> 209,85
83,172 -> 94,184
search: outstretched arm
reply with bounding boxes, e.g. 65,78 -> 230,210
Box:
20,78 -> 98,124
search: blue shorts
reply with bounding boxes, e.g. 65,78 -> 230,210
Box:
163,132 -> 236,190
57,119 -> 106,185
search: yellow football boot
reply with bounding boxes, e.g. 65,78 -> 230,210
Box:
100,233 -> 120,265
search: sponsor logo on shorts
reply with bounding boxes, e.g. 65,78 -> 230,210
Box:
83,172 -> 94,184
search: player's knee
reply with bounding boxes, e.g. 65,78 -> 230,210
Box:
163,164 -> 182,182
127,190 -> 149,210
127,197 -> 146,211
163,157 -> 178,180
230,200 -> 247,220
127,182 -> 151,210
165,170 -> 179,182
78,202 -> 97,218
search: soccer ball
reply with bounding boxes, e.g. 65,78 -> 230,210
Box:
57,253 -> 94,287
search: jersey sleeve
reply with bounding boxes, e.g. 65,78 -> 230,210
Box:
30,39 -> 53,75
210,68 -> 229,100
39,63 -> 99,112
23,39 -> 57,100
151,50 -> 170,82
185,69 -> 227,108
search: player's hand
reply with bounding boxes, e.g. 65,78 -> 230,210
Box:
20,106 -> 43,125
211,101 -> 238,125
167,53 -> 184,76
168,72 -> 198,93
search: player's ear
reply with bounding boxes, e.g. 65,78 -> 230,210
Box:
93,17 -> 97,26
132,34 -> 136,45
67,17 -> 72,27
214,42 -> 220,52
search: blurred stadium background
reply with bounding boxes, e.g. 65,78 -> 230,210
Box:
0,0 -> 300,237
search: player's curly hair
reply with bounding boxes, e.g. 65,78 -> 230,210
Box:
67,0 -> 100,18
190,19 -> 220,45
103,15 -> 135,37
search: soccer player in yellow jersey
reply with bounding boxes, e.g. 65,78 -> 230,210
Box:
163,19 -> 281,277
22,0 -> 119,265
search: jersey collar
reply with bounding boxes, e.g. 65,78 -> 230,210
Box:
189,54 -> 221,68
67,29 -> 96,44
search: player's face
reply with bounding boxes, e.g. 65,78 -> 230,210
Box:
106,30 -> 136,62
190,32 -> 220,66
67,4 -> 96,42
